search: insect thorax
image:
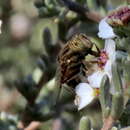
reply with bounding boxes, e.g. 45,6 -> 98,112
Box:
68,34 -> 93,53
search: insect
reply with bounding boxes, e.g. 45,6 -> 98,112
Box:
55,34 -> 99,102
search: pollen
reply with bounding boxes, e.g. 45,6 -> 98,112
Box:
98,50 -> 108,68
93,88 -> 100,96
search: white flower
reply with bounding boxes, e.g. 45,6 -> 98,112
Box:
98,18 -> 116,39
104,39 -> 116,79
88,71 -> 105,88
87,39 -> 116,88
95,39 -> 116,81
74,39 -> 116,110
0,20 -> 2,34
74,83 -> 99,110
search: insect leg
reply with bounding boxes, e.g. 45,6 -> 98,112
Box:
63,85 -> 75,96
94,43 -> 100,53
90,50 -> 99,57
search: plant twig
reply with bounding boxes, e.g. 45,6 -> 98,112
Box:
62,0 -> 89,15
25,121 -> 41,130
18,71 -> 52,128
52,118 -> 62,130
101,116 -> 115,130
18,121 -> 41,130
62,0 -> 102,22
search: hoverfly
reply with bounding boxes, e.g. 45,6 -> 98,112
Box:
55,34 -> 99,102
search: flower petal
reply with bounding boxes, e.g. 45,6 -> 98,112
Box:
75,83 -> 94,110
98,18 -> 116,39
88,71 -> 105,88
104,60 -> 112,79
105,39 -> 116,62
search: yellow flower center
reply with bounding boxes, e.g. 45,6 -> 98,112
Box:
93,88 -> 100,96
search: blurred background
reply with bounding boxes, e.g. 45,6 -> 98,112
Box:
0,0 -> 128,130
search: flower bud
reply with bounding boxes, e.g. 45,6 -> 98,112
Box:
107,6 -> 130,26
